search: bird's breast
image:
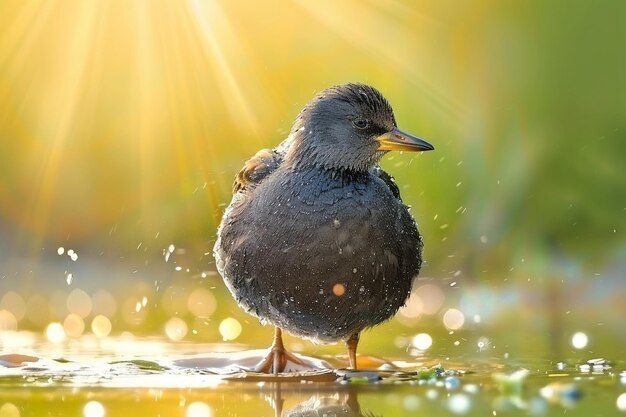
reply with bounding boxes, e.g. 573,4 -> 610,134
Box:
215,169 -> 422,340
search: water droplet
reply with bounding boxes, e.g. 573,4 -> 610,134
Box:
477,337 -> 491,351
165,244 -> 175,262
67,249 -> 78,262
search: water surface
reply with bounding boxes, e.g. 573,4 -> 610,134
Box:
0,336 -> 623,417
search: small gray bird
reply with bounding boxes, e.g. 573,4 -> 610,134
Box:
214,83 -> 434,373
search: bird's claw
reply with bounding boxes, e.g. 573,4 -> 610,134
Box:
253,347 -> 310,374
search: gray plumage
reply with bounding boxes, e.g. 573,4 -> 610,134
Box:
214,83 -> 424,344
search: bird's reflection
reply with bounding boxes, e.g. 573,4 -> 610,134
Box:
264,383 -> 382,417
283,395 -> 373,417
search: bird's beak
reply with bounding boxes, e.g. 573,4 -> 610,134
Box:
375,127 -> 434,152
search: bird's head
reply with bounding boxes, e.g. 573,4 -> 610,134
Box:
285,83 -> 434,172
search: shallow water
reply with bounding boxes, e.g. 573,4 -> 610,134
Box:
0,336 -> 624,417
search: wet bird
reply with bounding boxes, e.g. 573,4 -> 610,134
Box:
214,83 -> 434,373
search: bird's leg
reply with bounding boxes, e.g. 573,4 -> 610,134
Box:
254,327 -> 308,374
346,332 -> 360,370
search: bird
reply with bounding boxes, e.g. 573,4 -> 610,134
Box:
214,83 -> 434,373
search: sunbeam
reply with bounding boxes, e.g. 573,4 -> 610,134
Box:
186,0 -> 260,135
24,1 -> 100,250
293,0 -> 461,117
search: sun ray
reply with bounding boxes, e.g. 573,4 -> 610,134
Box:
293,0 -> 461,117
184,0 -> 260,135
132,0 -> 165,235
23,1 -> 100,251
0,0 -> 55,75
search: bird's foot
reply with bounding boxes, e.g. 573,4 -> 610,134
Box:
253,346 -> 311,374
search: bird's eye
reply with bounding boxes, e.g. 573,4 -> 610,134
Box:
352,119 -> 369,129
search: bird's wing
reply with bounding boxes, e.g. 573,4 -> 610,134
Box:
232,141 -> 288,193
373,166 -> 401,199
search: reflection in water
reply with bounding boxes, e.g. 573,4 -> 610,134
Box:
0,347 -> 622,416
266,384 -> 381,417
284,397 -> 367,417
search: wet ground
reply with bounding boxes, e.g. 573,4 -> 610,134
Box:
0,336 -> 624,417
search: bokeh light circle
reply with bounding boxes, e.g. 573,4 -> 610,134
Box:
83,401 -> 105,417
0,292 -> 25,321
0,310 -> 18,332
447,393 -> 471,414
91,315 -> 112,338
443,308 -> 465,330
571,332 -> 588,349
187,288 -> 217,317
46,322 -> 66,344
0,403 -> 20,417
219,317 -> 242,341
165,317 -> 188,341
186,401 -> 213,417
617,393 -> 626,411
414,284 -> 445,315
63,313 -> 85,338
411,333 -> 432,350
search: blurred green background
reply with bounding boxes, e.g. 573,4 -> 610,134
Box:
0,0 -> 625,360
